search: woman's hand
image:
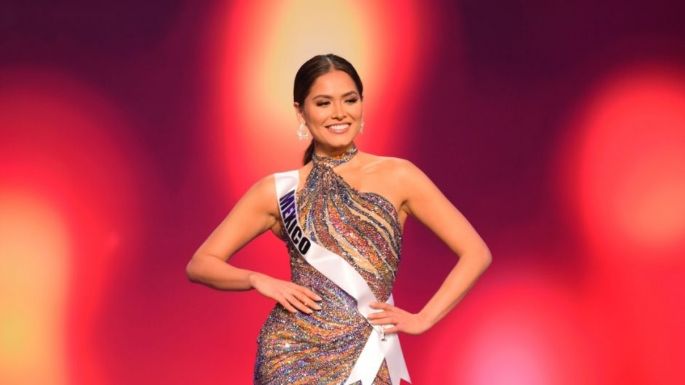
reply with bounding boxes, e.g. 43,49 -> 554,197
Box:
249,272 -> 323,314
367,302 -> 431,335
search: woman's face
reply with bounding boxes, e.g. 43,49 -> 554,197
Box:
295,69 -> 363,153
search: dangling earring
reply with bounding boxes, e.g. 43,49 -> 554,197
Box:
360,120 -> 365,133
297,122 -> 309,140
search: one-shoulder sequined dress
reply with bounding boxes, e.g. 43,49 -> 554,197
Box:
254,144 -> 404,385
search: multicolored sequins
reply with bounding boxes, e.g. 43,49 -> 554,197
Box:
254,144 -> 403,385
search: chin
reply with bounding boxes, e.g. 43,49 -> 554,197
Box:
326,136 -> 356,147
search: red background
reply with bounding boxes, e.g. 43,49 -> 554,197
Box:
1,1 -> 684,384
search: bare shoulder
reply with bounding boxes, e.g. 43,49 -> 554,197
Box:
358,153 -> 424,211
251,172 -> 276,196
360,152 -> 420,181
256,162 -> 313,212
245,173 -> 280,218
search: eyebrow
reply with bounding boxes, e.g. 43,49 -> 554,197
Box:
311,91 -> 358,99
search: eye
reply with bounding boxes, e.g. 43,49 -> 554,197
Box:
346,98 -> 358,104
316,101 -> 330,107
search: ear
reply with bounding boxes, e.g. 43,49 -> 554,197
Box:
293,102 -> 305,124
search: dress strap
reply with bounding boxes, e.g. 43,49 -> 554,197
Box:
311,142 -> 359,168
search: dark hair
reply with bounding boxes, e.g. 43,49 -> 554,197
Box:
293,54 -> 364,165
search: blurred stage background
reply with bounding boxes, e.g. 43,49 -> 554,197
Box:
1,1 -> 684,384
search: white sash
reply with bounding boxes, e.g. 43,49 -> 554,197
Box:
274,170 -> 411,385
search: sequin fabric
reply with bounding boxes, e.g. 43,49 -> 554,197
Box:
254,144 -> 403,385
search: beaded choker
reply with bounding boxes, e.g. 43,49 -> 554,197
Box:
311,143 -> 359,167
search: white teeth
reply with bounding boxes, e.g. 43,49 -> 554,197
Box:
328,123 -> 350,132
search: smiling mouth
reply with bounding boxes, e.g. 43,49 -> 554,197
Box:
326,123 -> 351,133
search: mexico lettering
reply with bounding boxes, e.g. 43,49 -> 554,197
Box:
278,189 -> 312,255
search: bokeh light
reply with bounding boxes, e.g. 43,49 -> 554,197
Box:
555,63 -> 685,385
559,64 -> 685,266
0,191 -> 69,385
0,69 -> 145,385
205,0 -> 437,195
421,262 -> 603,385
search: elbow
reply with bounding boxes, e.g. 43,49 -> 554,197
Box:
482,247 -> 493,268
457,246 -> 492,269
185,257 -> 200,282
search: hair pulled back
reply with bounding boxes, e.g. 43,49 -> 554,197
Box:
293,53 -> 364,165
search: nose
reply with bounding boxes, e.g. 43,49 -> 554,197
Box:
332,100 -> 345,119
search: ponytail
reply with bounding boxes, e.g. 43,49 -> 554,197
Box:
303,139 -> 315,165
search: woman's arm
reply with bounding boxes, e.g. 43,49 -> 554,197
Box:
368,159 -> 492,334
185,174 -> 323,313
185,174 -> 279,290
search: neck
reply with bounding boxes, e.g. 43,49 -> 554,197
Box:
313,141 -> 357,158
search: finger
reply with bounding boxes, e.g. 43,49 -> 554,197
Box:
299,286 -> 323,301
292,291 -> 322,310
370,302 -> 392,310
285,293 -> 314,314
369,316 -> 395,325
367,311 -> 387,319
277,296 -> 298,313
383,326 -> 400,334
286,293 -> 312,313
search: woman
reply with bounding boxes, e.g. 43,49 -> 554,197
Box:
186,54 -> 492,385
